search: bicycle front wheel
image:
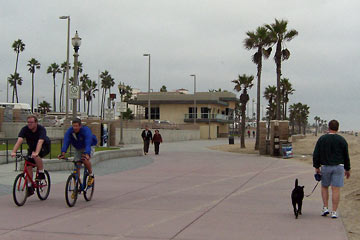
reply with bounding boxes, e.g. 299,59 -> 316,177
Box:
36,170 -> 51,200
65,174 -> 78,207
13,173 -> 28,206
84,175 -> 94,201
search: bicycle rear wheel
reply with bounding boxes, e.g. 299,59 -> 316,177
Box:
13,173 -> 28,206
36,170 -> 51,200
83,175 -> 94,201
65,174 -> 78,207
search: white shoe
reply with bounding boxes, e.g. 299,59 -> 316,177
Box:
321,207 -> 329,216
331,211 -> 338,218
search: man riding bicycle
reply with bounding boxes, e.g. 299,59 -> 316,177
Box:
11,115 -> 50,196
58,118 -> 97,186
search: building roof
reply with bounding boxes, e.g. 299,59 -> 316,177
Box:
128,91 -> 238,106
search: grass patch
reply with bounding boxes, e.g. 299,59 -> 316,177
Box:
0,142 -> 119,159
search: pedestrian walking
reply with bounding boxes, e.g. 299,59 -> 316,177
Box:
252,130 -> 255,138
313,119 -> 351,219
247,130 -> 250,138
152,129 -> 163,155
141,126 -> 152,155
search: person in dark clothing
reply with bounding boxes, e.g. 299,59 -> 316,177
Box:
11,115 -> 50,196
152,129 -> 163,155
313,119 -> 350,219
141,126 -> 152,155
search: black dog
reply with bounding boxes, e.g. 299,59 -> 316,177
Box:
291,179 -> 304,219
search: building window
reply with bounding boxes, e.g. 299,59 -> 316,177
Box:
201,107 -> 210,119
145,107 -> 160,119
188,107 -> 197,119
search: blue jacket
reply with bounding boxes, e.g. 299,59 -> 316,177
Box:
61,126 -> 97,155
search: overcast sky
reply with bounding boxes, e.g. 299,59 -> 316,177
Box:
1,0 -> 359,130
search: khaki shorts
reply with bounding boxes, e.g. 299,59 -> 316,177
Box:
73,147 -> 95,161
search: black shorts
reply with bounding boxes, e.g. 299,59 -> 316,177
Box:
27,142 -> 50,162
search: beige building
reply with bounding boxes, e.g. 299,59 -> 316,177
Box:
128,91 -> 238,139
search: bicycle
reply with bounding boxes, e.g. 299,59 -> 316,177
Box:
64,158 -> 95,207
12,154 -> 51,206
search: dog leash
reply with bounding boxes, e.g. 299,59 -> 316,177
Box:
305,181 -> 320,197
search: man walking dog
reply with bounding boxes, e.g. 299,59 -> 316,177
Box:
313,119 -> 350,219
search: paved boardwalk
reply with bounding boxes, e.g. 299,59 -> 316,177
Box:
0,139 -> 348,240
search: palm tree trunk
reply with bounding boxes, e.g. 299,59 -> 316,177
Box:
53,75 -> 56,112
31,73 -> 34,113
87,97 -> 90,116
275,41 -> 282,120
255,48 -> 262,150
240,104 -> 246,148
14,52 -> 19,103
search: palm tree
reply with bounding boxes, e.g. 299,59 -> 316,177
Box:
99,70 -> 115,119
160,85 -> 167,92
280,77 -> 295,119
84,80 -> 98,115
60,61 -> 71,112
27,58 -> 41,113
38,100 -> 51,114
232,74 -> 254,148
265,19 -> 298,120
11,39 -> 25,103
244,26 -> 272,150
264,85 -> 277,138
8,73 -> 23,103
80,74 -> 90,112
47,63 -> 61,112
289,102 -> 310,134
314,116 -> 320,136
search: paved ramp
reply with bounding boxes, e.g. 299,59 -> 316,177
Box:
0,139 -> 348,240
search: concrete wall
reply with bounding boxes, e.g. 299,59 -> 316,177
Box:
1,122 -> 65,139
115,128 -> 200,144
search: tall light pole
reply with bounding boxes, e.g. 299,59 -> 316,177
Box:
71,31 -> 81,119
59,16 -> 70,119
190,74 -> 196,124
143,54 -> 151,123
118,82 -> 126,145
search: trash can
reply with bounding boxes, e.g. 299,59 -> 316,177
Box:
228,136 -> 234,144
281,143 -> 293,158
273,136 -> 280,156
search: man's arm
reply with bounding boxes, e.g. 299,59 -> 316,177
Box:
11,137 -> 24,157
313,139 -> 321,170
61,128 -> 72,154
32,139 -> 44,158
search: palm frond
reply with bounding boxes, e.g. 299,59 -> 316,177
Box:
282,49 -> 290,60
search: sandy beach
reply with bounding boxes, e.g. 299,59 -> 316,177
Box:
209,134 -> 360,240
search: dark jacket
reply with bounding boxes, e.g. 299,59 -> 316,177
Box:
152,133 -> 163,143
313,133 -> 350,171
141,130 -> 152,141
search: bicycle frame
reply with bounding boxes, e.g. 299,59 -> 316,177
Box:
17,158 -> 40,191
72,161 -> 90,193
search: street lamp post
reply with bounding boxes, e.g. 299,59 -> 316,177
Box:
143,54 -> 151,123
118,82 -> 126,145
71,31 -> 81,119
208,106 -> 211,139
190,74 -> 196,124
59,16 -> 70,119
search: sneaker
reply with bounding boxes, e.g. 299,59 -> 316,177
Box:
321,207 -> 329,216
36,172 -> 45,180
331,211 -> 338,218
27,186 -> 34,197
87,175 -> 94,186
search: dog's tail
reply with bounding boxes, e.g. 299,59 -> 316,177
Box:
295,178 -> 298,187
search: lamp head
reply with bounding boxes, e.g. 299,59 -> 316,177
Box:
72,31 -> 82,52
